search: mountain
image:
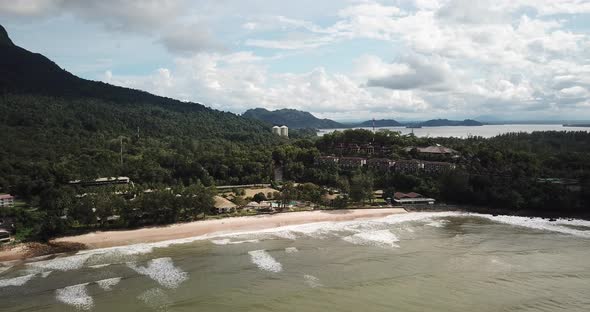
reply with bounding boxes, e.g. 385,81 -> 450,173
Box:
357,119 -> 402,127
242,108 -> 344,129
0,24 -> 279,197
416,119 -> 484,127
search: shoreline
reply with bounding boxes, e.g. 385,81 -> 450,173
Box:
0,208 -> 406,262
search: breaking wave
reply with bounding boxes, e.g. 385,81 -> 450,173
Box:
303,274 -> 323,288
285,247 -> 299,253
343,230 -> 400,248
128,257 -> 188,289
248,250 -> 282,273
96,277 -> 121,291
0,273 -> 36,288
55,283 -> 93,310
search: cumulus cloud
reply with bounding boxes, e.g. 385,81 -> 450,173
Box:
3,0 -> 590,119
363,55 -> 456,91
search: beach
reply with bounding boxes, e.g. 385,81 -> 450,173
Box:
0,208 -> 406,262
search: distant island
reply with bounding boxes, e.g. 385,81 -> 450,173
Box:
564,124 -> 590,127
413,119 -> 484,127
242,108 -> 345,129
356,119 -> 402,127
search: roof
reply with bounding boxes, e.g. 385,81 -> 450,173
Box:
214,196 -> 237,209
394,192 -> 423,199
0,194 -> 14,200
340,157 -> 366,160
415,146 -> 457,154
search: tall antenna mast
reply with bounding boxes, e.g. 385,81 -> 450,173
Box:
120,136 -> 123,166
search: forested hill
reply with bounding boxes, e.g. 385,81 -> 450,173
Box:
243,108 -> 344,129
0,24 -> 281,199
357,119 -> 402,127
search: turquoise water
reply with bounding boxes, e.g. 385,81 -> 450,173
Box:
1,212 -> 590,311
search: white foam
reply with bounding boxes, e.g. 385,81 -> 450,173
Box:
343,230 -> 400,248
88,264 -> 110,269
41,271 -> 53,278
304,274 -> 322,288
128,257 -> 188,289
475,214 -> 590,238
138,288 -> 171,310
426,220 -> 449,228
20,212 -> 587,270
96,277 -> 121,291
210,238 -> 260,245
0,265 -> 12,275
248,250 -> 282,272
27,254 -> 91,271
55,283 -> 93,310
285,247 -> 299,253
0,273 -> 36,288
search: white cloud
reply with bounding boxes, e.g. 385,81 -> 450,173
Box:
4,0 -> 590,119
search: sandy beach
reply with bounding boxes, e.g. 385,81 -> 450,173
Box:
0,208 -> 406,261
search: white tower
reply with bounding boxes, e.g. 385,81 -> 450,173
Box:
280,125 -> 289,137
272,126 -> 281,135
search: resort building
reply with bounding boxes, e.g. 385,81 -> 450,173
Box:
393,192 -> 435,205
243,201 -> 274,212
339,157 -> 367,168
367,158 -> 395,171
315,156 -> 339,166
0,194 -> 14,208
405,145 -> 458,159
214,196 -> 237,214
423,161 -> 457,174
394,160 -> 424,174
68,176 -> 131,187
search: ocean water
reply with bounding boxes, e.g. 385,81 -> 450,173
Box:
318,124 -> 590,138
1,212 -> 590,311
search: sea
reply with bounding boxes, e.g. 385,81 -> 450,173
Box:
1,212 -> 590,311
318,124 -> 590,138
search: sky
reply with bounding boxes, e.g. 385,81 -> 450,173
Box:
1,0 -> 590,121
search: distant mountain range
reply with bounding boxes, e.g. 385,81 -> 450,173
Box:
242,108 -> 345,129
243,108 -> 484,129
409,119 -> 483,127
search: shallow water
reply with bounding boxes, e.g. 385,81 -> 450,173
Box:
1,212 -> 590,311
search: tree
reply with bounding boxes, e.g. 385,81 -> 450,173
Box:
349,173 -> 373,204
253,192 -> 267,203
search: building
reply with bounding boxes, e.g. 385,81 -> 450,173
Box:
280,125 -> 289,137
394,160 -> 424,174
0,194 -> 14,208
405,145 -> 458,159
315,156 -> 339,166
68,176 -> 131,187
243,201 -> 274,212
214,196 -> 237,214
393,192 -> 435,205
360,144 -> 375,155
339,157 -> 367,168
423,161 -> 456,174
272,126 -> 281,135
367,158 -> 395,171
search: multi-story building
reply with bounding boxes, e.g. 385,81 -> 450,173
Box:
339,157 -> 367,168
367,158 -> 395,171
423,161 -> 456,174
0,194 -> 14,208
394,160 -> 424,174
315,156 -> 340,166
